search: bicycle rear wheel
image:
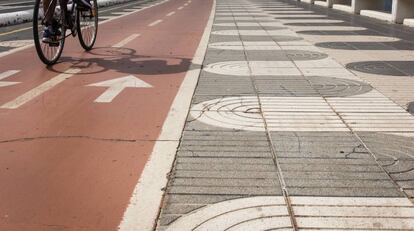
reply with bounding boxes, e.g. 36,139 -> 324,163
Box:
77,0 -> 98,51
33,0 -> 66,65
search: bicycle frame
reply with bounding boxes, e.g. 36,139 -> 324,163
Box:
33,0 -> 98,65
41,0 -> 79,40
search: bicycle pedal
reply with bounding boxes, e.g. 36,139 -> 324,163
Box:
42,38 -> 60,46
49,41 -> 60,47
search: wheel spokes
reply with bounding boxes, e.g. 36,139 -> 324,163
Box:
37,0 -> 64,62
79,5 -> 97,47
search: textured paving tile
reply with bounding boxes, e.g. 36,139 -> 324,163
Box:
269,131 -> 403,197
358,132 -> 414,198
156,0 -> 414,229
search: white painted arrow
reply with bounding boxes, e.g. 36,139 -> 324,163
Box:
88,75 -> 152,103
0,70 -> 20,87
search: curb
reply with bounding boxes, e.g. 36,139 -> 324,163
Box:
0,0 -> 139,27
0,10 -> 34,27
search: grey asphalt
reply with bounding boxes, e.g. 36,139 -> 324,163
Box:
0,0 -> 33,14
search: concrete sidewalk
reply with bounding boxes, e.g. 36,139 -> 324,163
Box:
155,0 -> 414,230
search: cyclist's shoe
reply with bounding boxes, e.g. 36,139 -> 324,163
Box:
42,26 -> 61,45
77,0 -> 92,10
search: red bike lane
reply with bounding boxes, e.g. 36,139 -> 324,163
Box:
0,0 -> 212,230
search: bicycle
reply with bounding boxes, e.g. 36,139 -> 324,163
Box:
33,0 -> 98,65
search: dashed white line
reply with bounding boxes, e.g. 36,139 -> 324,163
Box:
178,6 -> 184,10
0,70 -> 20,87
0,70 -> 20,80
98,16 -> 116,20
1,69 -> 81,109
111,12 -> 126,15
166,11 -> 175,16
112,34 -> 141,48
148,19 -> 163,27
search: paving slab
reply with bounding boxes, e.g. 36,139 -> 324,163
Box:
156,0 -> 414,229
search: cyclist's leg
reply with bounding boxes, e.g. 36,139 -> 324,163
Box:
59,0 -> 68,15
42,0 -> 62,43
59,0 -> 72,28
77,0 -> 92,10
42,0 -> 57,25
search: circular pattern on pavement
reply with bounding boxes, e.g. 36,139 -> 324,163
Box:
346,61 -> 414,76
165,196 -> 292,231
211,30 -> 297,36
190,96 -> 265,131
166,196 -> 414,230
286,50 -> 328,60
204,57 -> 349,76
190,96 -> 349,132
308,76 -> 373,97
270,36 -> 304,42
203,61 -> 300,76
214,22 -> 286,30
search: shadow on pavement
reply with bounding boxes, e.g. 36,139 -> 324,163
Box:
47,47 -> 198,76
315,41 -> 414,50
346,61 -> 414,76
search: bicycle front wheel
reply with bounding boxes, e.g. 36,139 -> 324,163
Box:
33,0 -> 66,65
77,0 -> 98,51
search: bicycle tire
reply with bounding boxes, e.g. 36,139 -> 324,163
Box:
77,0 -> 98,51
33,0 -> 66,65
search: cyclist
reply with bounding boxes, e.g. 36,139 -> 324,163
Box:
42,0 -> 92,43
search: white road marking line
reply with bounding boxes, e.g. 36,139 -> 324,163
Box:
0,69 -> 81,109
184,3 -> 188,6
111,12 -> 126,15
112,34 -> 140,48
101,0 -> 168,25
148,19 -> 163,27
98,16 -> 116,20
166,11 -> 175,16
165,196 -> 414,230
0,40 -> 33,48
0,70 -> 20,87
0,70 -> 20,80
117,0 -> 216,230
178,6 -> 184,10
88,76 -> 152,103
0,44 -> 33,58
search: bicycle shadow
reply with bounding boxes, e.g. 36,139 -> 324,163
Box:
47,47 -> 200,76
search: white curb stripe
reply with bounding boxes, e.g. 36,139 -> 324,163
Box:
117,0 -> 216,230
